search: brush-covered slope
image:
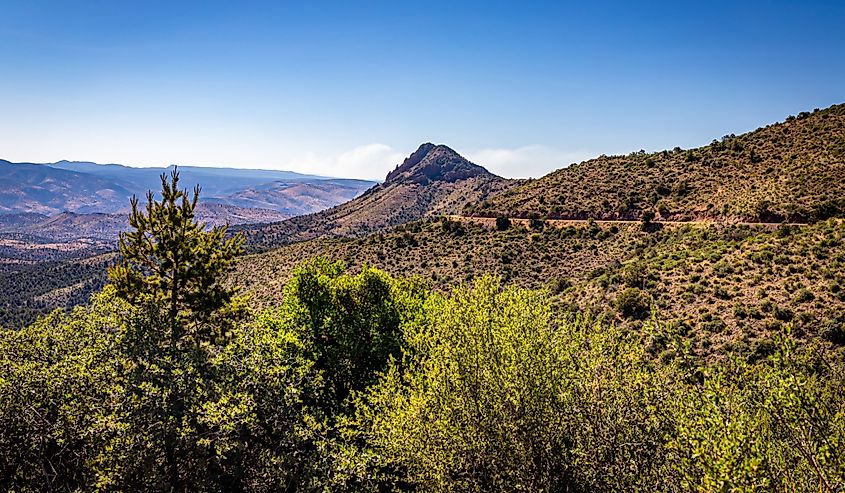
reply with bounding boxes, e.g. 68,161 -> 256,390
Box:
470,104 -> 845,222
238,143 -> 516,249
0,252 -> 115,328
6,215 -> 845,360
232,217 -> 845,360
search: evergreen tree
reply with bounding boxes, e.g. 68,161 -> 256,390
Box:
107,170 -> 245,491
110,169 -> 244,341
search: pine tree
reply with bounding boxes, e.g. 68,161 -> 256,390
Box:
110,169 -> 244,341
108,169 -> 245,490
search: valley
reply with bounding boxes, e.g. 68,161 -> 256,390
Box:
0,160 -> 377,264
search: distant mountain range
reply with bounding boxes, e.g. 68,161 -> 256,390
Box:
0,159 -> 376,217
0,159 -> 377,256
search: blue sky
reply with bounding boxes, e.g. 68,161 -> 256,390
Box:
1,1 -> 843,179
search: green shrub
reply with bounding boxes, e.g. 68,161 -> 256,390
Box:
622,262 -> 648,288
346,278 -> 672,492
616,287 -> 651,319
495,216 -> 511,231
820,318 -> 845,346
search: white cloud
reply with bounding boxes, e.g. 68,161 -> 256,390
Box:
287,143 -> 404,181
465,145 -> 596,179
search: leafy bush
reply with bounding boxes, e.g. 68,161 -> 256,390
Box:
616,287 -> 651,319
344,277 -> 672,492
495,216 -> 511,231
622,262 -> 648,288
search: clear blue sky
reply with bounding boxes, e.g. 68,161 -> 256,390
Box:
1,0 -> 843,179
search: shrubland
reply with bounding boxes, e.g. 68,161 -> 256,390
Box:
1,173 -> 844,491
234,216 -> 845,361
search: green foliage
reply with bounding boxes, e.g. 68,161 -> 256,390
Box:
277,257 -> 428,413
109,169 -> 244,333
616,287 -> 651,319
667,339 -> 845,491
622,261 -> 648,288
335,277 -> 845,492
529,216 -> 546,230
344,277 -> 672,491
0,290 -> 126,491
2,268 -> 845,491
495,215 -> 511,231
97,170 -> 250,490
0,288 -> 320,492
641,209 -> 655,228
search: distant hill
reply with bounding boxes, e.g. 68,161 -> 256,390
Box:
237,143 -> 517,249
46,161 -> 336,197
0,161 -> 135,214
469,104 -> 845,222
213,178 -> 375,217
0,159 -> 376,261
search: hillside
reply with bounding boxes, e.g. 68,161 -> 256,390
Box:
0,160 -> 135,214
469,104 -> 845,222
231,217 -> 845,360
237,143 -> 517,249
0,252 -> 115,328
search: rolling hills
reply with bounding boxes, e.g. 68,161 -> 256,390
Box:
469,104 -> 845,222
0,159 -> 376,217
0,159 -> 375,264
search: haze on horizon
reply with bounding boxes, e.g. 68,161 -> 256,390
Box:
1,0 -> 843,180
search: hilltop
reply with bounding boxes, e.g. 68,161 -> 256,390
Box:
237,143 -> 516,249
469,104 -> 845,222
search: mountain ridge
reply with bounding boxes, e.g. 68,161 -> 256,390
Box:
469,103 -> 845,222
0,159 -> 377,216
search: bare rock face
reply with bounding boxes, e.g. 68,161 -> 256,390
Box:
385,143 -> 490,185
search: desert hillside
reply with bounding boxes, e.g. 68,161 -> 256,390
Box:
469,104 -> 845,222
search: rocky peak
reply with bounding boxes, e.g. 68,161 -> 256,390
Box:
384,143 -> 491,185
